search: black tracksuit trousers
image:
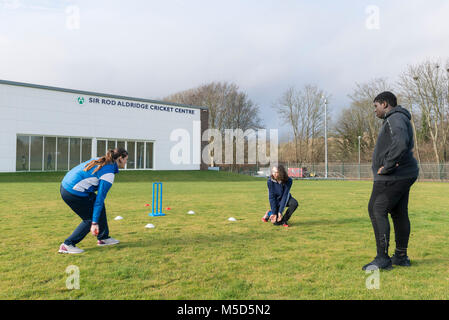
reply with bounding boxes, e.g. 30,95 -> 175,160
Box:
368,177 -> 417,258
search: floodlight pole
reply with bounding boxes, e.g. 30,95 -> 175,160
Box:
358,135 -> 361,180
324,97 -> 328,179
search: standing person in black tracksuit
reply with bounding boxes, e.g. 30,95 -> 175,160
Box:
362,91 -> 419,270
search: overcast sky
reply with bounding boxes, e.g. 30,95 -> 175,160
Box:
1,0 -> 449,139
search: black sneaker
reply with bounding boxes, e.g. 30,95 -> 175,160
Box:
391,254 -> 411,267
362,256 -> 393,271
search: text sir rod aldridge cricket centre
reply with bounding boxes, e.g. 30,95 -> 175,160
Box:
86,96 -> 195,114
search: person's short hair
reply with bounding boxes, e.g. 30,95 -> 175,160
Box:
373,91 -> 397,107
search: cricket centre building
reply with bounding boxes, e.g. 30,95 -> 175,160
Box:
0,80 -> 209,172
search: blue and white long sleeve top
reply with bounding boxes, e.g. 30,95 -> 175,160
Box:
61,159 -> 119,223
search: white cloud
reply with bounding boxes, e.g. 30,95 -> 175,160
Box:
1,0 -> 449,131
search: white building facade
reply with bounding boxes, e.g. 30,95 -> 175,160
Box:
0,80 -> 209,172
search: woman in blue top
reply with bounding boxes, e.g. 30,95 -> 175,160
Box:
58,147 -> 128,254
262,165 -> 298,227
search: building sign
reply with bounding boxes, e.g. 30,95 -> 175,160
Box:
77,96 -> 195,115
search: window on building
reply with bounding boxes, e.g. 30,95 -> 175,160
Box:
107,140 -> 116,151
16,135 -> 155,172
16,135 -> 29,171
126,141 -> 135,169
30,136 -> 43,171
136,142 -> 145,169
117,140 -> 125,150
69,138 -> 81,169
81,138 -> 92,162
146,142 -> 153,169
44,137 -> 56,171
97,140 -> 106,157
57,137 -> 69,171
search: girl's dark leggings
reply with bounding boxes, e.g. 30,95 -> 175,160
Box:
60,185 -> 109,246
368,177 -> 417,257
282,196 -> 299,223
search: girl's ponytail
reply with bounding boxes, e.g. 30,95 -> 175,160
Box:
84,147 -> 128,173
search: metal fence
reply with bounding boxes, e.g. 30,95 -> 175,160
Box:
218,163 -> 449,181
281,163 -> 449,181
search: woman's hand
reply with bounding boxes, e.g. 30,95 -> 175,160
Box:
90,223 -> 99,236
270,213 -> 283,223
277,213 -> 283,222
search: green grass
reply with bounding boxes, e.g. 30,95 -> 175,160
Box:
0,171 -> 448,299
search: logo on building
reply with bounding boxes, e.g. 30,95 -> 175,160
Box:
77,97 -> 85,105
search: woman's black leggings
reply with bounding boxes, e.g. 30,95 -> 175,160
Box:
368,177 -> 417,257
282,196 -> 298,223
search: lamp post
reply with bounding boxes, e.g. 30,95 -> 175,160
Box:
358,135 -> 361,180
323,97 -> 328,179
446,68 -> 449,163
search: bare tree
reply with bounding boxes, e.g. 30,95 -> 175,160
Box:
301,85 -> 327,163
164,81 -> 261,131
164,82 -> 235,130
334,78 -> 392,161
398,92 -> 422,165
274,85 -> 328,164
333,105 -> 366,161
398,60 -> 449,163
274,87 -> 300,163
164,81 -> 263,168
349,79 -> 391,147
221,90 -> 262,132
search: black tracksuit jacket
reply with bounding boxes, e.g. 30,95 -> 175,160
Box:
372,105 -> 419,181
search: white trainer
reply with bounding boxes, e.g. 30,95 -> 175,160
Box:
97,237 -> 120,246
58,243 -> 84,254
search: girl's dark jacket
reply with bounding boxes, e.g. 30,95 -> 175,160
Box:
267,177 -> 292,214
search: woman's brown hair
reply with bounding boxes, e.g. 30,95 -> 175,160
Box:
276,165 -> 289,184
84,147 -> 128,173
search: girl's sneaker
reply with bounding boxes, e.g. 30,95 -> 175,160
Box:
97,238 -> 120,246
58,243 -> 84,254
261,210 -> 270,222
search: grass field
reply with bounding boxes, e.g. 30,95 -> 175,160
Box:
0,171 -> 448,300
